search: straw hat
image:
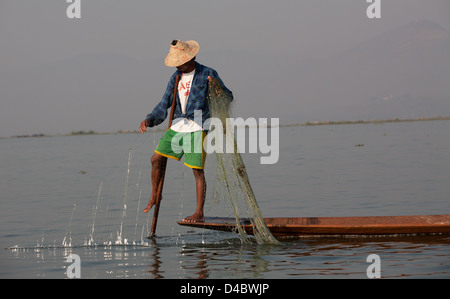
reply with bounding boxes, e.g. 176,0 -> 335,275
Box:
164,40 -> 200,67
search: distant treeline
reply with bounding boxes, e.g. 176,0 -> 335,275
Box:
70,130 -> 98,135
4,116 -> 450,139
282,116 -> 450,128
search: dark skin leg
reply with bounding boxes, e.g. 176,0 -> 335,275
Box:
143,153 -> 206,222
143,153 -> 166,213
182,168 -> 206,222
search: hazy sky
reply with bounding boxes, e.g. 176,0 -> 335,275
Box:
1,0 -> 449,137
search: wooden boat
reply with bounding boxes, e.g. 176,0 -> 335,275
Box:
177,214 -> 450,238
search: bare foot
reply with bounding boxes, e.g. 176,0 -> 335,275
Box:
143,202 -> 153,213
182,213 -> 205,223
143,196 -> 160,213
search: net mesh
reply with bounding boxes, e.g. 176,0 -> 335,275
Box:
207,78 -> 280,245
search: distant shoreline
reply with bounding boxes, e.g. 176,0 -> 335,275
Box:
280,116 -> 450,128
2,116 -> 450,139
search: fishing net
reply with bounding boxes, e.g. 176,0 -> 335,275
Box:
207,78 -> 280,245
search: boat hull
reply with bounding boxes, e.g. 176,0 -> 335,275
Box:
177,215 -> 450,237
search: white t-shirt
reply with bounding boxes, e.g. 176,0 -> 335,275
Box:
170,69 -> 203,132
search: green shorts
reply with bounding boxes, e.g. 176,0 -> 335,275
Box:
155,129 -> 207,169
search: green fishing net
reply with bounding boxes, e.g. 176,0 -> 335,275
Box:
207,78 -> 280,245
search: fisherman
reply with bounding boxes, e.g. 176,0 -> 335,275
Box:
140,40 -> 233,223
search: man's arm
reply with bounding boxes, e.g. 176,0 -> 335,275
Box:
140,72 -> 178,133
139,119 -> 151,133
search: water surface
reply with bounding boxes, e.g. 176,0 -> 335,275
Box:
1,120 -> 449,279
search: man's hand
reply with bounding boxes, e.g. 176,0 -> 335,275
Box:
140,120 -> 150,134
207,76 -> 213,83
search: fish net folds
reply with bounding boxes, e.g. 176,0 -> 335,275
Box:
207,78 -> 279,245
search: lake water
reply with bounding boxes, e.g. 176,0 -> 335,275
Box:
1,120 -> 449,279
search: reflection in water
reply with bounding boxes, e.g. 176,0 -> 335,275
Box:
147,239 -> 163,279
5,233 -> 450,278
179,246 -> 209,279
172,234 -> 450,279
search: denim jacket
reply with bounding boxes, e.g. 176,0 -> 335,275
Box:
145,63 -> 233,128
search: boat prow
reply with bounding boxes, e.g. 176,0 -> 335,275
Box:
177,215 -> 450,238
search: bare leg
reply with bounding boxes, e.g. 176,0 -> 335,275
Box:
182,168 -> 206,222
143,153 -> 166,213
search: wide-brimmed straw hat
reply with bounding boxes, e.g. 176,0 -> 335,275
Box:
164,40 -> 200,67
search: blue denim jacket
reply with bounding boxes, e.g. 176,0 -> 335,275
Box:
145,63 -> 233,128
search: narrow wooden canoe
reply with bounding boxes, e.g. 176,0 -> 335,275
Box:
177,215 -> 450,237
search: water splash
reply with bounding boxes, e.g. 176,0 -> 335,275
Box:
88,181 -> 103,246
62,203 -> 77,247
117,150 -> 132,245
